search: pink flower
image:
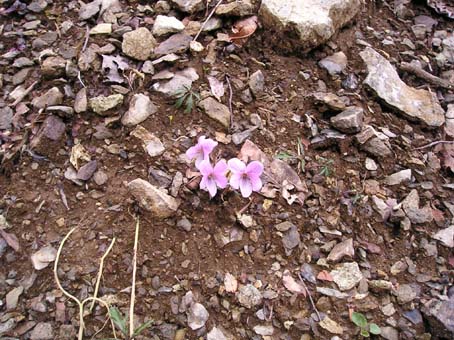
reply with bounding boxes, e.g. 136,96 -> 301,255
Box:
185,136 -> 218,169
228,158 -> 263,198
199,159 -> 228,198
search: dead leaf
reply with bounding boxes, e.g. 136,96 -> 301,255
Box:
317,270 -> 333,282
207,76 -> 225,101
229,16 -> 258,46
101,54 -> 129,83
0,230 -> 20,251
282,270 -> 307,296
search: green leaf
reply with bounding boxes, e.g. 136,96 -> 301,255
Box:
185,95 -> 193,113
132,320 -> 153,337
351,312 -> 368,329
109,307 -> 128,335
174,96 -> 185,109
276,152 -> 292,160
360,329 -> 370,337
369,323 -> 381,335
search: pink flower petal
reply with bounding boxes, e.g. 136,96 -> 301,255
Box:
198,160 -> 213,176
186,145 -> 200,160
239,177 -> 253,198
214,159 -> 227,174
246,161 -> 263,178
229,173 -> 241,189
206,178 -> 217,197
228,158 -> 246,174
199,176 -> 207,191
215,174 -> 228,189
251,177 -> 262,192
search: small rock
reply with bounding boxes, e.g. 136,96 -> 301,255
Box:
237,284 -> 262,309
361,137 -> 393,158
433,225 -> 454,248
46,106 -> 74,116
253,325 -> 274,336
177,217 -> 192,232
28,0 -> 48,13
380,326 -> 399,340
6,286 -> 24,310
403,309 -> 423,325
282,224 -> 300,254
330,107 -> 363,134
153,15 -> 185,36
187,303 -> 209,330
122,28 -> 156,61
153,67 -> 199,97
13,57 -> 34,68
384,169 -> 412,186
249,70 -> 265,96
77,160 -> 98,181
41,56 -> 66,77
189,40 -> 204,52
127,179 -> 180,219
93,171 -> 108,185
327,238 -> 354,262
446,104 -> 454,138
31,246 -> 57,270
122,94 -> 157,126
401,189 -> 433,224
422,297 -> 454,338
395,283 -> 419,304
170,0 -> 204,13
207,327 -> 227,340
89,94 -> 124,115
154,33 -> 192,56
90,23 -> 112,34
198,97 -> 231,129
32,87 -> 63,109
216,0 -> 254,16
30,322 -> 54,340
319,316 -> 343,335
79,0 -> 100,20
330,262 -> 363,291
74,88 -> 87,113
319,51 -> 347,75
0,107 -> 13,130
365,158 -> 378,171
30,115 -> 66,155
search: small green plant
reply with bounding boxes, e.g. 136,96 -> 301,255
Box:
276,137 -> 306,173
174,85 -> 200,113
318,157 -> 334,177
351,312 -> 381,337
103,306 -> 153,340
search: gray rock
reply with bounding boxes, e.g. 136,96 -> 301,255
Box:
401,189 -> 433,224
433,225 -> 454,248
237,284 -> 262,309
253,325 -> 274,336
259,0 -> 361,51
330,107 -> 363,134
153,15 -> 185,36
32,87 -> 63,109
0,318 -> 16,334
46,106 -> 74,116
187,302 -> 209,330
30,322 -> 53,339
249,70 -> 265,96
0,107 -> 13,130
122,94 -> 157,126
384,169 -> 412,186
79,0 -> 101,20
13,57 -> 34,68
203,17 -> 223,31
0,237 -> 7,257
422,296 -> 454,338
395,283 -> 420,304
361,137 -> 393,158
446,104 -> 454,138
41,56 -> 66,77
282,224 -> 300,254
380,326 -> 399,340
122,28 -> 156,61
313,92 -> 348,111
177,217 -> 192,232
330,262 -> 363,291
74,88 -> 88,113
216,0 -> 254,16
127,179 -> 180,218
153,67 -> 199,97
327,238 -> 354,262
77,160 -> 98,181
154,33 -> 192,56
6,286 -> 23,310
207,327 -> 227,340
89,94 -> 124,115
198,97 -> 231,129
30,115 -> 66,155
170,0 -> 204,13
360,47 -> 445,128
28,0 -> 48,13
319,52 -> 347,75
31,246 -> 57,270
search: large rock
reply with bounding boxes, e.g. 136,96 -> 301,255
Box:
422,296 -> 454,338
128,179 -> 180,218
446,104 -> 454,138
122,94 -> 157,126
259,0 -> 361,51
122,28 -> 156,61
198,97 -> 231,129
360,47 -> 445,128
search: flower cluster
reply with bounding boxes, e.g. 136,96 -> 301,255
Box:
186,136 -> 264,198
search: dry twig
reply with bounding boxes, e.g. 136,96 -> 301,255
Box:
400,62 -> 454,90
129,218 -> 140,338
193,0 -> 224,42
298,273 -> 321,322
414,140 -> 454,150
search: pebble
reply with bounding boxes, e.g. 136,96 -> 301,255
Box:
187,302 -> 209,330
237,284 -> 262,309
153,15 -> 185,36
330,262 -> 363,291
122,27 -> 156,60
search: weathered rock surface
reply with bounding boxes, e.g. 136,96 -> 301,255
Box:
259,0 -> 361,51
330,107 -> 363,134
422,297 -> 454,338
330,262 -> 363,291
128,179 -> 180,218
198,97 -> 231,129
122,28 -> 156,61
32,87 -> 63,109
153,68 -> 199,97
122,94 -> 157,126
89,94 -> 124,115
170,0 -> 204,13
360,47 -> 445,127
153,15 -> 185,36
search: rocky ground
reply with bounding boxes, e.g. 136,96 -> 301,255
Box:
1,0 -> 454,339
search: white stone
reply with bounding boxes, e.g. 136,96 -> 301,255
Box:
433,225 -> 454,248
330,262 -> 363,291
122,94 -> 157,126
384,169 -> 412,186
153,15 -> 185,36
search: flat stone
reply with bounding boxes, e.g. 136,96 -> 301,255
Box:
0,107 -> 13,130
395,283 -> 420,304
13,57 -> 34,68
79,0 -> 101,20
89,94 -> 124,115
6,286 -> 24,310
401,189 -> 433,224
380,326 -> 399,340
30,322 -> 53,340
169,0 -> 204,13
32,87 -> 63,109
122,28 -> 156,61
360,47 -> 445,128
31,246 -> 57,270
253,325 -> 274,336
319,51 -> 348,75
259,0 -> 361,51
153,67 -> 199,97
237,284 -> 262,309
384,169 -> 412,186
122,94 -> 157,126
46,106 -> 74,116
327,238 -> 354,262
90,23 -> 112,35
28,0 -> 48,13
127,179 -> 180,218
41,56 -> 66,77
330,262 -> 363,291
361,137 -> 393,158
74,88 -> 88,113
330,107 -> 363,134
433,225 -> 454,248
207,327 -> 227,340
313,92 -> 347,111
249,70 -> 265,96
77,160 -> 98,181
446,104 -> 454,138
319,316 -> 343,335
187,303 -> 209,330
154,33 -> 192,56
198,97 -> 231,129
130,125 -> 166,157
153,15 -> 185,36
422,297 -> 454,338
216,0 -> 254,16
30,115 -> 66,155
